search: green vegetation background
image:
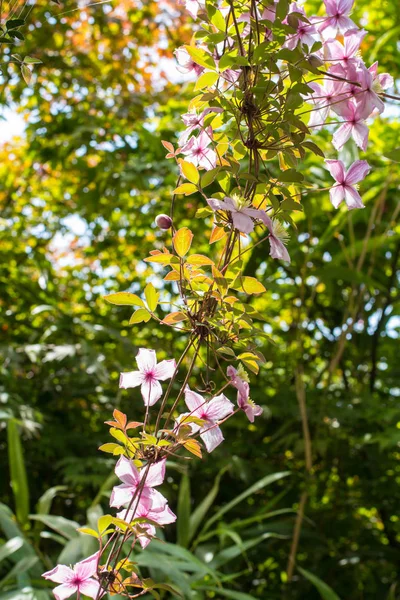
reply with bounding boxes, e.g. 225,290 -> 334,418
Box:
0,0 -> 399,598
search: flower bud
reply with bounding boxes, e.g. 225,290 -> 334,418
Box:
155,214 -> 172,230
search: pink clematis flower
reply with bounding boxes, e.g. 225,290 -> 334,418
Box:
178,0 -> 204,19
207,195 -> 268,234
42,552 -> 101,600
368,62 -> 394,93
110,455 -> 167,509
227,366 -> 263,423
332,101 -> 369,151
120,348 -> 176,407
284,3 -> 318,50
118,496 -> 176,549
325,28 -> 366,66
353,63 -> 386,118
307,72 -> 346,129
325,159 -> 370,209
179,386 -> 234,453
181,128 -> 217,170
318,0 -> 357,39
174,47 -> 204,77
179,107 -> 223,145
259,214 -> 291,262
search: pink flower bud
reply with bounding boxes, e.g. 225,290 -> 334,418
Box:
155,214 -> 172,230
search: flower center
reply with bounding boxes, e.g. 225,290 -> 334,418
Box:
144,370 -> 156,382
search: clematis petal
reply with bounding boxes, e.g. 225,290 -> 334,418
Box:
136,348 -> 157,372
53,584 -> 77,600
345,159 -> 370,184
42,565 -> 74,584
154,359 -> 176,381
198,148 -> 217,170
115,455 -> 140,486
269,236 -> 291,263
119,370 -> 144,389
200,425 -> 224,453
110,483 -> 135,508
205,394 -> 235,422
74,552 -> 99,580
332,122 -> 352,150
145,488 -> 169,510
207,198 -> 234,212
141,379 -> 163,407
322,0 -> 338,16
378,72 -> 394,90
329,185 -> 345,209
344,185 -> 365,209
143,458 -> 166,488
231,211 -> 254,234
344,28 -> 366,56
338,0 -> 354,13
78,580 -> 101,600
325,159 -> 345,184
352,122 -> 369,151
184,386 -> 204,412
245,402 -> 264,423
149,504 -> 177,525
241,207 -> 266,219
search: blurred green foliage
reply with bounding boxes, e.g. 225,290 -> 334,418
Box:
0,0 -> 399,598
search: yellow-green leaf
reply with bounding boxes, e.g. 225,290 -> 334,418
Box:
233,276 -> 266,295
212,265 -> 229,295
173,183 -> 198,196
173,228 -> 194,257
184,45 -> 216,70
104,292 -> 144,307
144,283 -> 159,312
194,71 -> 219,91
78,527 -> 99,539
98,515 -> 114,534
144,253 -> 179,265
98,442 -> 122,454
179,160 -> 200,184
186,254 -> 215,266
129,308 -> 151,325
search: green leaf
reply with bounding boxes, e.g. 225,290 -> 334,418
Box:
7,419 -> 30,527
0,537 -> 24,564
279,169 -> 304,182
129,308 -> 151,324
201,471 -> 290,535
6,19 -> 25,30
184,45 -> 216,70
232,276 -> 266,295
21,64 -> 32,85
280,199 -> 303,212
0,556 -> 39,589
177,473 -> 191,548
194,71 -> 219,91
199,586 -> 258,599
144,283 -> 159,312
189,466 -> 229,544
104,292 -> 144,307
383,148 -> 400,162
29,515 -> 80,540
212,532 -> 284,569
36,486 -> 67,516
298,567 -> 341,600
23,56 -> 42,64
